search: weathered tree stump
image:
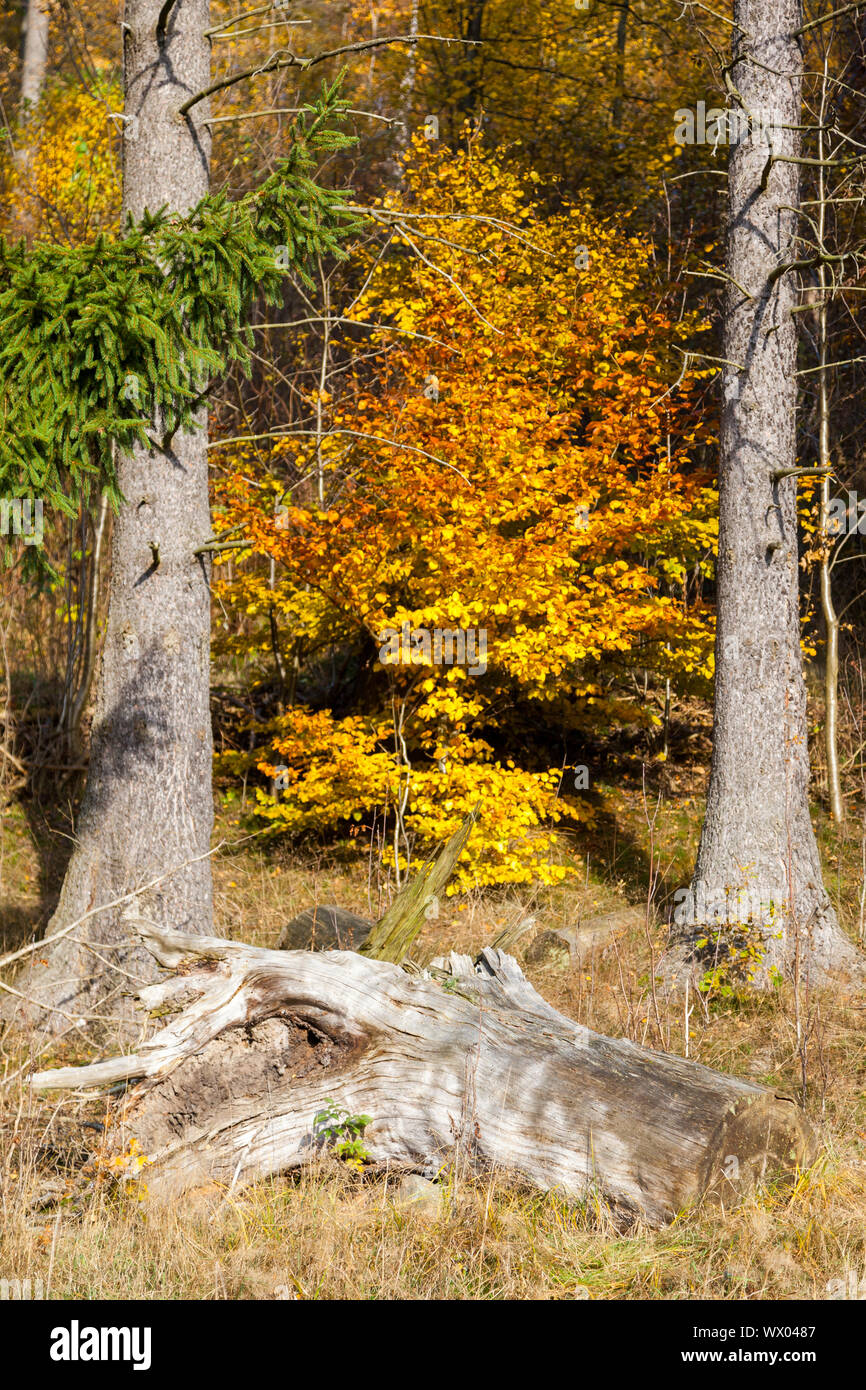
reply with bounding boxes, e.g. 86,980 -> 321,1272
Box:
30,919 -> 817,1225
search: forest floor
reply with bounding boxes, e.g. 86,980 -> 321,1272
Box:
2,783 -> 866,1300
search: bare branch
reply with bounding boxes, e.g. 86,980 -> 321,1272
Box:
0,843 -> 225,974
207,429 -> 472,481
772,467 -> 833,482
179,34 -> 479,117
205,5 -> 273,38
795,3 -> 866,36
204,106 -> 402,126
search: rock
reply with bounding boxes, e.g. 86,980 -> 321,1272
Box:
390,1174 -> 444,1219
524,930 -> 572,969
276,905 -> 373,953
747,1050 -> 774,1077
525,907 -> 644,969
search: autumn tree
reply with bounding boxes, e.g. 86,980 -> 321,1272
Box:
211,136 -> 716,890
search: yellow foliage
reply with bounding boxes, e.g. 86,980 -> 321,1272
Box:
213,137 -> 716,887
1,80 -> 121,243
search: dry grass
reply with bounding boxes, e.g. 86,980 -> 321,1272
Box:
2,790 -> 866,1301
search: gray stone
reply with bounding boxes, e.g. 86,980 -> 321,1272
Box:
525,907 -> 644,969
390,1174 -> 444,1218
276,904 -> 373,952
524,930 -> 572,969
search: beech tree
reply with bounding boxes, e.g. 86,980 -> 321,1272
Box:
668,0 -> 864,988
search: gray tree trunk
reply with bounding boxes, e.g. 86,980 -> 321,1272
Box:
19,0 -> 49,114
9,1 -> 214,1037
666,0 -> 863,988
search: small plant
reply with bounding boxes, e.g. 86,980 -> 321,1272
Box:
313,1098 -> 373,1172
695,926 -> 784,998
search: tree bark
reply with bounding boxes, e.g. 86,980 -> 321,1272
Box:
666,0 -> 864,988
8,1 -> 214,1037
815,108 -> 844,825
19,0 -> 49,114
31,919 -> 817,1226
611,2 -> 630,131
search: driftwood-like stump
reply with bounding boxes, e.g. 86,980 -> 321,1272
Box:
31,921 -> 817,1225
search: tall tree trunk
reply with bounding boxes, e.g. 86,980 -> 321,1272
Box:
8,0 -> 214,1037
611,1 -> 629,131
458,0 -> 485,119
395,0 -> 419,153
19,0 -> 49,114
815,107 -> 844,825
666,0 -> 863,987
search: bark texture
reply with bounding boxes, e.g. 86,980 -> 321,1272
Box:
668,0 -> 864,987
9,1 -> 214,1035
32,919 -> 818,1226
19,0 -> 49,113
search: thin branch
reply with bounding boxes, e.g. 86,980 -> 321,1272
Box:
346,205 -> 548,256
768,254 -> 846,287
0,844 -> 225,974
0,974 -> 106,1027
666,169 -> 729,181
194,538 -> 254,555
760,152 -> 851,194
797,355 -> 866,375
796,3 -> 866,35
254,316 -> 458,351
211,21 -> 311,42
205,5 -> 272,37
772,467 -> 833,482
206,429 -> 472,481
178,35 -> 478,117
684,266 -> 754,300
394,223 -> 503,335
673,347 -> 746,370
204,107 -> 402,127
677,1 -> 748,30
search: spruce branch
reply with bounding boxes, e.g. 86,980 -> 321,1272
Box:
0,78 -> 365,537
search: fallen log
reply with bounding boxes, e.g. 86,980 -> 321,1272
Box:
30,919 -> 817,1225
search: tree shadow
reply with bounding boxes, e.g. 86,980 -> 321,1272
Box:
1,798 -> 77,958
3,632 -> 194,959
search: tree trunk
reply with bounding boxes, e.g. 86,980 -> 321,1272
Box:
8,1 -> 214,1037
31,919 -> 817,1227
19,0 -> 49,114
611,2 -> 629,131
666,0 -> 864,988
815,108 -> 844,825
458,0 -> 485,119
